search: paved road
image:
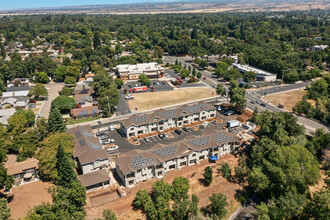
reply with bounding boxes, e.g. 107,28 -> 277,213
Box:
116,91 -> 132,116
39,82 -> 64,119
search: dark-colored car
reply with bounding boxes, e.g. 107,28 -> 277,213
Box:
158,134 -> 165,139
162,82 -> 166,85
182,127 -> 189,132
96,131 -> 106,136
260,103 -> 267,107
250,100 -> 255,104
174,129 -> 182,135
143,138 -> 151,143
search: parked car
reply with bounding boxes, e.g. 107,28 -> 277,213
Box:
98,135 -> 108,140
158,134 -> 165,139
96,131 -> 106,136
29,100 -> 36,103
128,85 -> 132,88
143,137 -> 151,143
163,133 -> 169,139
174,129 -> 182,135
108,126 -> 115,131
125,95 -> 134,100
250,100 -> 255,104
182,127 -> 190,132
162,82 -> 166,85
224,110 -> 234,116
28,103 -> 36,108
107,145 -> 119,152
260,103 -> 267,107
102,139 -> 115,144
36,112 -> 42,118
255,100 -> 261,104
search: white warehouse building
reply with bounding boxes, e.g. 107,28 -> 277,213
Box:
233,64 -> 277,82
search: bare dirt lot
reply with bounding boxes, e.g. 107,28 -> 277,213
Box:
8,181 -> 53,219
127,87 -> 217,111
264,89 -> 306,112
85,154 -> 242,220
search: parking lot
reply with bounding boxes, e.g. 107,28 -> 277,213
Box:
123,80 -> 173,93
94,112 -> 236,156
164,69 -> 206,88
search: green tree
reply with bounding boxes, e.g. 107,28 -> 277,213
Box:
37,132 -> 74,181
208,193 -> 228,219
303,190 -> 330,220
29,83 -> 48,98
248,167 -> 270,193
197,72 -> 202,79
54,66 -> 69,81
47,107 -> 66,133
219,162 -> 231,180
221,58 -> 233,66
55,143 -> 77,187
64,76 -> 76,84
63,56 -> 71,66
284,71 -> 299,83
234,156 -> 248,183
35,117 -> 48,141
98,88 -> 119,116
203,166 -> 213,186
0,42 -> 6,59
216,83 -> 226,96
93,31 -> 101,49
35,72 -> 50,84
51,95 -> 76,113
139,74 -> 151,86
255,202 -> 270,220
134,189 -> 156,219
243,71 -> 256,82
172,177 -> 189,201
0,198 -> 11,220
59,86 -> 73,96
102,209 -> 117,220
189,194 -> 199,217
114,78 -> 124,89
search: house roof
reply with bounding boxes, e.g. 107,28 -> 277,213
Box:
116,130 -> 238,175
121,102 -> 216,127
68,125 -> 108,165
2,91 -> 30,98
4,157 -> 39,175
79,169 -> 110,187
70,106 -> 99,117
6,86 -> 31,92
73,88 -> 94,103
0,108 -> 16,125
85,73 -> 94,78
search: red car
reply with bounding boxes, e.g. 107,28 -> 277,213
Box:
29,100 -> 36,103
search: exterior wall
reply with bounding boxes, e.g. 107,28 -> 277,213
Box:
80,101 -> 93,107
81,159 -> 109,174
72,113 -> 99,119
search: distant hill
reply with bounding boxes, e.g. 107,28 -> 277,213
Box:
0,0 -> 329,15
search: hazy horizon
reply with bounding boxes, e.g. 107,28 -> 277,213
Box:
1,0 -> 177,10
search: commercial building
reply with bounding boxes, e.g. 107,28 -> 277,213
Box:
68,125 -> 111,190
114,62 -> 165,80
116,130 -> 239,188
120,102 -> 217,138
233,64 -> 277,82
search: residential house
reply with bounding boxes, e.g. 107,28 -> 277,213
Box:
2,86 -> 31,99
0,108 -> 16,126
114,62 -> 165,80
4,155 -> 39,187
312,45 -> 328,52
7,78 -> 30,87
68,125 -> 111,190
116,130 -> 239,188
1,97 -> 29,109
73,87 -> 95,107
70,106 -> 99,119
120,102 -> 217,138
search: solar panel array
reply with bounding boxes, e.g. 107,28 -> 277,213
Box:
188,136 -> 211,147
78,110 -> 89,116
79,139 -> 86,147
88,140 -> 102,150
131,155 -> 155,169
133,115 -> 148,124
75,131 -> 81,138
91,108 -> 98,114
155,109 -> 178,120
214,133 -> 233,144
152,145 -> 178,158
183,103 -> 211,114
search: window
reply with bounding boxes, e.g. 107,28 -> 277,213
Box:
137,169 -> 141,173
181,156 -> 185,159
169,164 -> 175,170
180,161 -> 187,166
210,114 -> 215,117
148,166 -> 152,170
199,156 -> 205,160
138,130 -> 143,134
128,133 -> 135,137
158,171 -> 163,176
192,153 -> 196,157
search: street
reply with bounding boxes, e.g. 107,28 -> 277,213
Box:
39,82 -> 64,119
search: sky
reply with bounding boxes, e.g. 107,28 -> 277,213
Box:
1,0 -> 172,10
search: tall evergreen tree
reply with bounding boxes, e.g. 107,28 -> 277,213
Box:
47,107 -> 66,133
55,143 -> 77,187
93,31 -> 101,49
0,42 -> 5,59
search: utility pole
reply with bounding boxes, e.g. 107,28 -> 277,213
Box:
106,97 -> 111,114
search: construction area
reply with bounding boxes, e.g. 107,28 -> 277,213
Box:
127,87 -> 217,111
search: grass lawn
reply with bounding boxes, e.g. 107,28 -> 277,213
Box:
127,87 -> 217,111
65,116 -> 101,125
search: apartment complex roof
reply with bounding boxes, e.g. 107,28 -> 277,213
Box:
121,102 -> 216,127
70,106 -> 99,117
4,157 -> 39,175
116,130 -> 238,175
79,169 -> 110,188
68,125 -> 108,165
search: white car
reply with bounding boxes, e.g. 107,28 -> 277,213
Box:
125,95 -> 134,100
108,126 -> 115,131
36,113 -> 42,118
163,133 -> 169,138
107,145 -> 119,152
102,139 -> 115,144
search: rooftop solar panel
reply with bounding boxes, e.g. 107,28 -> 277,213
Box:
183,103 -> 211,114
131,155 -> 155,169
214,133 -> 233,144
188,136 -> 210,147
78,110 -> 89,116
91,108 -> 98,114
81,127 -> 94,138
133,115 -> 148,124
152,145 -> 178,158
155,109 -> 178,120
79,139 -> 86,147
75,131 -> 81,138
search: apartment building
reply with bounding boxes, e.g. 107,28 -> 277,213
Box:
116,130 -> 239,188
68,125 -> 111,190
120,102 -> 217,138
114,62 -> 165,80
